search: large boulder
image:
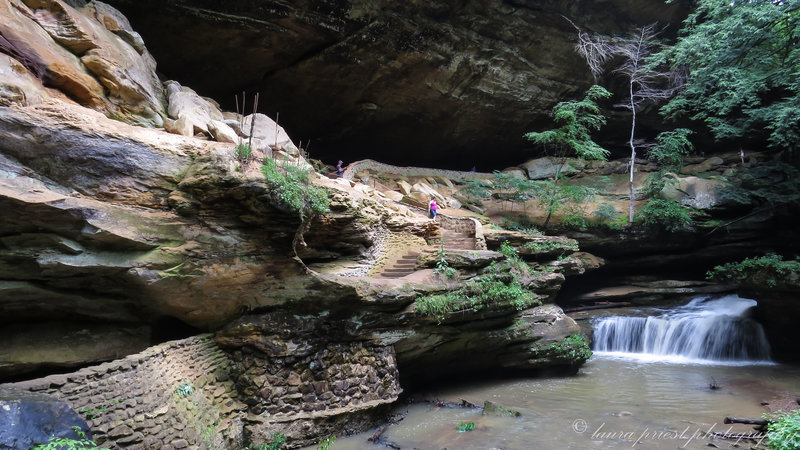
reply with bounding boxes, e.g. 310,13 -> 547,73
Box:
483,228 -> 579,258
165,80 -> 224,136
0,0 -> 165,126
0,0 -> 107,108
241,112 -> 298,154
0,53 -> 72,107
417,248 -> 504,269
26,0 -> 165,126
680,156 -> 725,175
0,387 -> 91,450
660,175 -> 730,210
410,181 -> 446,206
521,157 -> 585,180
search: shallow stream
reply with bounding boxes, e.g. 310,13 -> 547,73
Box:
316,296 -> 800,449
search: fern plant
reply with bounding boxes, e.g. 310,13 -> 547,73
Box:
765,409 -> 800,450
31,427 -> 106,450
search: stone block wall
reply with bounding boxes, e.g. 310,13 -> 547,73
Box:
343,159 -> 492,181
229,341 -> 401,448
2,335 -> 247,449
438,214 -> 476,235
232,342 -> 400,417
1,333 -> 404,449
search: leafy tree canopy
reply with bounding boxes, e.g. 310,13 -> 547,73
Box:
524,85 -> 612,160
657,0 -> 800,150
647,128 -> 694,171
716,161 -> 800,207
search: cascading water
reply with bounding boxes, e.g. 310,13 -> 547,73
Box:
592,295 -> 772,364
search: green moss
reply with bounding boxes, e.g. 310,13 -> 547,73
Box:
707,253 -> 800,288
483,400 -> 521,417
535,334 -> 592,365
415,277 -> 540,324
523,240 -> 579,255
261,158 -> 329,219
457,422 -> 476,432
235,143 -> 253,161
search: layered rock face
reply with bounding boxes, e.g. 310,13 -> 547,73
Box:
0,97 -> 593,445
0,101 -> 323,377
5,335 -> 249,449
0,0 -> 164,125
0,3 -> 597,442
105,0 -> 688,166
6,2 -> 755,447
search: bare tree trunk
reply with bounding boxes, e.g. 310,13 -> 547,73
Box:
626,28 -> 646,226
568,21 -> 680,226
628,82 -> 637,225
543,150 -> 567,228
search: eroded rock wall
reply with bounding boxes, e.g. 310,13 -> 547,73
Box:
105,0 -> 689,166
0,0 -> 165,125
2,333 -> 404,449
2,335 -> 247,449
0,100 -> 339,376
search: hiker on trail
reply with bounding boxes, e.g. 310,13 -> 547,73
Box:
336,160 -> 345,178
739,149 -> 746,165
429,198 -> 438,219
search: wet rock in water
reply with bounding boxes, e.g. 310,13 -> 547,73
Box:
482,400 -> 521,417
0,386 -> 91,449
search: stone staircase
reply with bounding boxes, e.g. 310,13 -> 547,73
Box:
379,251 -> 421,278
377,229 -> 477,278
441,229 -> 475,250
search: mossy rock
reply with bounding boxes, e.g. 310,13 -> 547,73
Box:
482,400 -> 521,417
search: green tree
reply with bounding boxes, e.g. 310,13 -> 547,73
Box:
491,171 -> 538,212
261,158 -> 329,220
647,128 -> 694,171
568,19 -> 682,225
643,128 -> 694,197
635,198 -> 693,232
657,0 -> 800,151
523,85 -> 610,227
523,84 -> 612,161
457,178 -> 492,207
707,253 -> 800,288
533,176 -> 596,228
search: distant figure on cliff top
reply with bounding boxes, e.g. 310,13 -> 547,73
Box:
470,166 -> 476,172
739,149 -> 746,165
336,160 -> 345,178
429,198 -> 438,219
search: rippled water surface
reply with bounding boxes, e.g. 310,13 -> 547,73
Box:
323,356 -> 800,450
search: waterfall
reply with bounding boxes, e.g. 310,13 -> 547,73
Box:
592,295 -> 772,364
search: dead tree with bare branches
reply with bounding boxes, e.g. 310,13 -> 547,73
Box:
566,19 -> 684,225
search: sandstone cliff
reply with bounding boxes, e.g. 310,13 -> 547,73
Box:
0,2 -> 598,447
105,0 -> 689,166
